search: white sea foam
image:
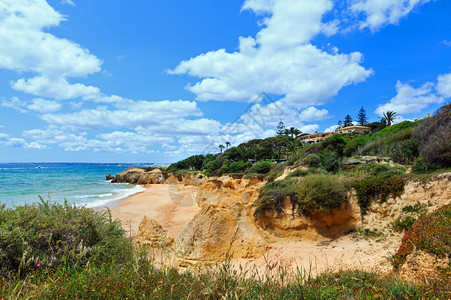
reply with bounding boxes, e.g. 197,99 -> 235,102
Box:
84,185 -> 146,208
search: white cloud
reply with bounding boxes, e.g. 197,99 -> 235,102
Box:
441,40 -> 451,47
0,0 -> 102,100
350,0 -> 432,31
436,73 -> 451,98
324,124 -> 339,133
27,98 -> 62,113
299,106 -> 330,122
375,81 -> 443,116
241,0 -> 274,14
60,0 -> 75,6
170,0 -> 372,107
1,97 -> 28,113
12,76 -> 100,100
41,100 -> 202,130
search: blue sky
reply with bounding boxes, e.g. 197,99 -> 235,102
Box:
0,0 -> 450,163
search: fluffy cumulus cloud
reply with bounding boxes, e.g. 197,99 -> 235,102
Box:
41,100 -> 203,130
299,106 -> 330,122
170,0 -> 372,108
27,98 -> 62,113
436,73 -> 451,98
350,0 -> 432,31
375,81 -> 443,116
0,0 -> 102,100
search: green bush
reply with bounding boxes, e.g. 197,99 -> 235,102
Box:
353,175 -> 405,215
220,161 -> 252,174
254,174 -> 347,217
303,153 -> 320,167
296,175 -> 347,214
393,216 -> 417,232
250,161 -> 274,174
0,200 -> 131,280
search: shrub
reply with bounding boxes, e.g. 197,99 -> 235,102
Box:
250,161 -> 274,174
393,216 -> 417,232
296,175 -> 347,214
220,161 -> 252,174
413,103 -> 451,169
254,174 -> 347,217
303,153 -> 320,167
0,200 -> 131,280
393,205 -> 451,269
353,175 -> 405,215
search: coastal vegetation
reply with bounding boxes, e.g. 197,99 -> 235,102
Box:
0,201 -> 449,298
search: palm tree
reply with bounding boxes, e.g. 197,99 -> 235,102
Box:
219,144 -> 225,154
288,127 -> 302,138
225,141 -> 231,150
383,111 -> 397,126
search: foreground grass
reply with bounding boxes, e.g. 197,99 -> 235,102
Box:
1,201 -> 450,299
2,253 -> 450,299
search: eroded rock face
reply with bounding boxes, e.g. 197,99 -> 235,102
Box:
112,168 -> 167,184
358,172 -> 451,230
174,176 -> 268,266
399,249 -> 450,283
255,195 -> 360,240
134,216 -> 174,248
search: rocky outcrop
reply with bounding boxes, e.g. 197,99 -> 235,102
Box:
399,249 -> 450,283
256,197 -> 360,239
357,172 -> 451,230
112,166 -> 451,268
174,176 -> 267,266
134,216 -> 174,248
112,168 -> 167,184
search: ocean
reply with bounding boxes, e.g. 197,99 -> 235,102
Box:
0,163 -> 155,208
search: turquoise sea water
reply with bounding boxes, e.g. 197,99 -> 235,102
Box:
0,163 -> 154,208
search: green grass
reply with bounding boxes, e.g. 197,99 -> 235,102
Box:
254,174 -> 348,217
1,201 -> 450,299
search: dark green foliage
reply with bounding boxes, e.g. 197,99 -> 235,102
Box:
366,120 -> 387,133
343,136 -> 367,157
353,175 -> 405,215
249,161 -> 274,174
0,200 -> 131,280
167,154 -> 206,171
276,120 -> 285,136
356,106 -> 368,126
393,203 -> 428,232
302,153 -> 320,167
219,160 -> 252,174
254,175 -> 347,217
393,216 -> 417,232
413,103 -> 451,169
343,114 -> 353,127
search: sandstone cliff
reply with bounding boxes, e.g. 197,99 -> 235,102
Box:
111,168 -> 451,269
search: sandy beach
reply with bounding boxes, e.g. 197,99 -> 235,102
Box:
109,184 -> 199,238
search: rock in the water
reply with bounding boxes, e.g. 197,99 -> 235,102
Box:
106,173 -> 113,180
111,168 -> 166,184
134,216 -> 174,247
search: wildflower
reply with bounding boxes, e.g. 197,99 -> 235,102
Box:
394,250 -> 398,254
36,262 -> 42,268
334,278 -> 339,282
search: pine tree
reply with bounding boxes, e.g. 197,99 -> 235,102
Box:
357,107 -> 368,126
276,120 -> 285,136
343,114 -> 353,127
